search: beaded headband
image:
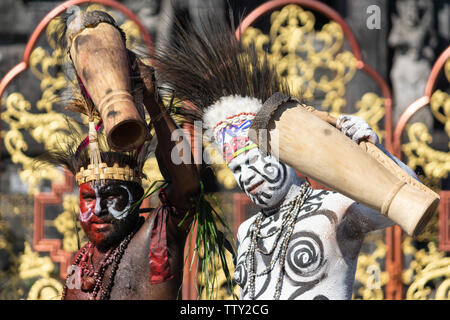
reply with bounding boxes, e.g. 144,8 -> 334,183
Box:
203,96 -> 264,163
214,113 -> 258,163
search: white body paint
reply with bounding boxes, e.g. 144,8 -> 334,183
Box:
79,207 -> 93,223
94,185 -> 133,220
228,147 -> 298,208
235,179 -> 394,300
232,115 -> 413,300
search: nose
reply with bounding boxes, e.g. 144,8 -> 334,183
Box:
240,165 -> 256,186
93,195 -> 107,216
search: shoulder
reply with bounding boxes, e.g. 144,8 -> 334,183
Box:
315,190 -> 396,234
306,188 -> 356,215
306,188 -> 394,233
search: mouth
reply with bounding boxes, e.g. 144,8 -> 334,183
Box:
247,180 -> 265,195
91,221 -> 112,232
90,215 -> 114,231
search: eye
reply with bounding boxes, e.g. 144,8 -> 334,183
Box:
248,155 -> 258,165
233,165 -> 241,174
81,193 -> 95,201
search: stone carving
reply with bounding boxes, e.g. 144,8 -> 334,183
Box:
389,0 -> 437,127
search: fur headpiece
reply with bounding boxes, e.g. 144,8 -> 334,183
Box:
152,15 -> 291,163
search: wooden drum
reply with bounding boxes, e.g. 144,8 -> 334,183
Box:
66,10 -> 147,151
249,99 -> 439,237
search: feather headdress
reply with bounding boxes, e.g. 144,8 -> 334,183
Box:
151,14 -> 292,162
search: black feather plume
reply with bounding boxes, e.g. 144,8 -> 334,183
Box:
151,14 -> 292,120
34,118 -> 153,180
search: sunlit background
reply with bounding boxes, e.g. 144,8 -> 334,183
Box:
0,0 -> 449,300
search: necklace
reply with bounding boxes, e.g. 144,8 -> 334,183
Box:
61,217 -> 144,300
245,181 -> 310,300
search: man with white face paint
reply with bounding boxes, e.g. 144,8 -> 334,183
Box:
152,15 -> 422,300
203,97 -> 418,300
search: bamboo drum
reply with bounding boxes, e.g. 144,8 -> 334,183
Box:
67,19 -> 147,151
249,102 -> 439,237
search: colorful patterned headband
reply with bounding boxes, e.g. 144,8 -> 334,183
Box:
214,113 -> 258,163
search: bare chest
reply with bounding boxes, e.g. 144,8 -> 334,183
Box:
64,216 -> 183,300
235,190 -> 361,299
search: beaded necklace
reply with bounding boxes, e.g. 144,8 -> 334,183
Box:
245,181 -> 311,300
61,216 -> 144,300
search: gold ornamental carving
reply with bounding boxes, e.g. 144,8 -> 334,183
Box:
402,122 -> 450,190
403,237 -> 450,300
400,56 -> 449,300
353,235 -> 388,300
241,4 -> 386,142
1,4 -> 162,193
401,58 -> 450,191
18,242 -> 64,300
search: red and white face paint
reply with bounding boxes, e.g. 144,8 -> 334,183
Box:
79,182 -> 134,222
78,181 -> 136,247
79,183 -> 98,223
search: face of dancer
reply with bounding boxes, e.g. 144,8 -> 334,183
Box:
228,147 -> 297,208
78,180 -> 141,249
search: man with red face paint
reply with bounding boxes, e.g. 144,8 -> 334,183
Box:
56,61 -> 200,300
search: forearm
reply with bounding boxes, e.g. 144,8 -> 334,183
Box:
374,142 -> 420,181
145,93 -> 199,208
137,60 -> 199,209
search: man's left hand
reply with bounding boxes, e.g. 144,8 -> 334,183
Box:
336,115 -> 379,145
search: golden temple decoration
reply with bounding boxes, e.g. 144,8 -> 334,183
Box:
53,194 -> 85,253
403,237 -> 450,300
20,241 -> 63,300
27,278 -> 64,300
241,4 -> 385,143
430,89 -> 450,137
2,93 -> 76,193
399,58 -> 449,301
401,56 -> 449,190
353,235 -> 388,300
19,242 -> 55,280
402,121 -> 450,191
